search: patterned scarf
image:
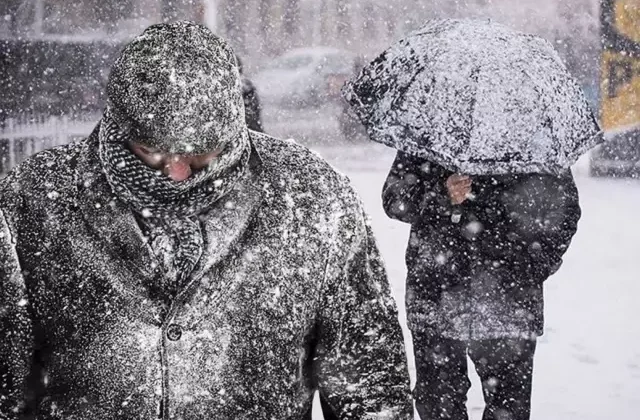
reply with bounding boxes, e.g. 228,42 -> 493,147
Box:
98,111 -> 250,294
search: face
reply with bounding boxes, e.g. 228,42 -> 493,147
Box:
129,142 -> 222,182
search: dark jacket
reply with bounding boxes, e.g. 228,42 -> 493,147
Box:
383,152 -> 581,340
0,128 -> 412,419
243,78 -> 263,132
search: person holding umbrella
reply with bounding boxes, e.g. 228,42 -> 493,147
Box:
343,19 -> 602,420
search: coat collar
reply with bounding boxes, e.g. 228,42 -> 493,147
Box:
181,145 -> 264,297
75,123 -> 265,302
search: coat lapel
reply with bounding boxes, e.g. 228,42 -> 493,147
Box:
75,127 -> 159,291
180,146 -> 265,296
75,126 -> 266,311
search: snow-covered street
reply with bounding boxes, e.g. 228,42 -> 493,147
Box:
311,143 -> 640,420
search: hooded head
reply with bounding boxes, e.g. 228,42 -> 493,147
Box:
106,21 -> 246,156
99,22 -> 251,217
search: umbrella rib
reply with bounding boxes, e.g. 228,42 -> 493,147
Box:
391,59 -> 423,113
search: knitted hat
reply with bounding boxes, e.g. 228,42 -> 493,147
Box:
106,21 -> 246,155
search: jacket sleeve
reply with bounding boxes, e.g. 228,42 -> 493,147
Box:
483,171 -> 581,283
0,208 -> 33,419
314,195 -> 413,419
382,152 -> 451,225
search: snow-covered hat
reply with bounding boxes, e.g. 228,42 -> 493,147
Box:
106,21 -> 246,155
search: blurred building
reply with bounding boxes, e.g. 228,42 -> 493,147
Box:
0,0 -> 209,119
0,0 -> 205,41
0,1 -> 602,77
221,0 -> 409,62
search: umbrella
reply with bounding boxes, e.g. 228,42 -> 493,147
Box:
342,19 -> 602,175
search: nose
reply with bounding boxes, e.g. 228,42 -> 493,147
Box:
164,156 -> 192,182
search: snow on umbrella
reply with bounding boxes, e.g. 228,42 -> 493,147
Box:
342,19 -> 603,176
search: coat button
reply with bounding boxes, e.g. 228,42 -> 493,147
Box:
166,324 -> 182,341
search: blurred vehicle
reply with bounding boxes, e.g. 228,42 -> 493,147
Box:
253,47 -> 357,109
338,56 -> 368,142
338,101 -> 368,142
590,0 -> 640,177
590,131 -> 640,177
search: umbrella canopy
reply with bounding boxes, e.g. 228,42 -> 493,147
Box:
342,19 -> 602,175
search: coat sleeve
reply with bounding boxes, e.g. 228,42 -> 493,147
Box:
482,172 -> 581,283
382,152 -> 451,225
0,208 -> 33,419
314,195 -> 413,419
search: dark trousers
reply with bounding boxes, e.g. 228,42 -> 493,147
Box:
303,393 -> 339,420
413,333 -> 536,420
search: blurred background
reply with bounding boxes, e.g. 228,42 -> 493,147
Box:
1,1 -> 639,176
0,1 -> 604,161
1,3 -> 640,419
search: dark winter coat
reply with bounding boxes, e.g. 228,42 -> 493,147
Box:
383,152 -> 581,340
242,78 -> 263,132
0,127 -> 412,419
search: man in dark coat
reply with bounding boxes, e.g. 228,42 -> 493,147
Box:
383,152 -> 581,420
236,54 -> 264,132
0,22 -> 412,420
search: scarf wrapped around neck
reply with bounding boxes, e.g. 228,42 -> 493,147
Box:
98,109 -> 250,217
98,110 -> 251,296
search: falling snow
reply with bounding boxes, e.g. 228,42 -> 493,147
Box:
0,2 -> 637,420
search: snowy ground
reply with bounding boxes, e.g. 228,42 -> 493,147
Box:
303,141 -> 640,419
